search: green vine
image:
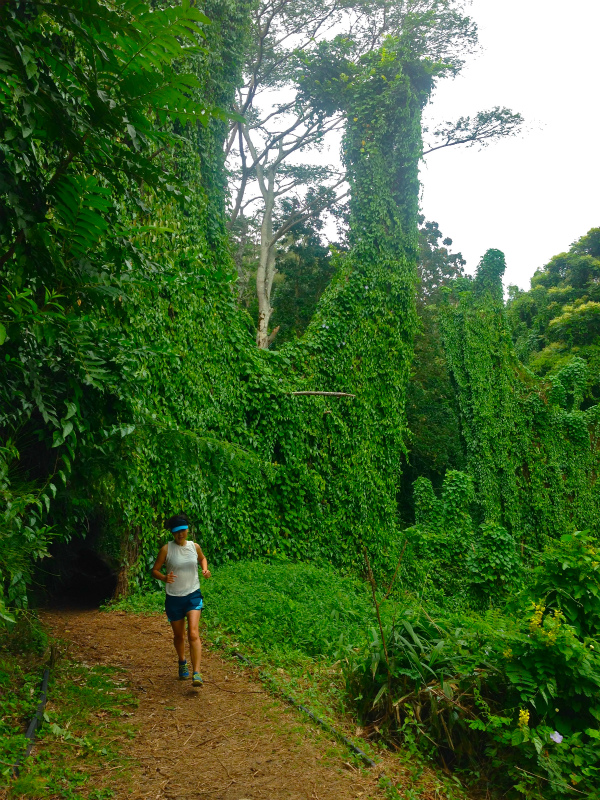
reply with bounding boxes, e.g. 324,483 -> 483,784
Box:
440,250 -> 600,547
87,36 -> 442,590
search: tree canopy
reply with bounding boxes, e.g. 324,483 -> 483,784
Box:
3,3 -> 600,798
507,227 -> 600,404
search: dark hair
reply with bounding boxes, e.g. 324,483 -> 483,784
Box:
164,514 -> 189,532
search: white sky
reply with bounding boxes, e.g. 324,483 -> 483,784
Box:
420,0 -> 600,289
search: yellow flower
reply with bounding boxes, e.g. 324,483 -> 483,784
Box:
518,709 -> 530,728
529,602 -> 545,632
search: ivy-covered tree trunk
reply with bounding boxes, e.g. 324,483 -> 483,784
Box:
277,39 -> 436,555
114,526 -> 140,600
440,251 -> 600,545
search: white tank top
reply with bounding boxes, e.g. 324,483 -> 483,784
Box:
164,540 -> 200,597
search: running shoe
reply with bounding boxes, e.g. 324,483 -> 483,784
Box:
178,661 -> 189,680
192,672 -> 203,686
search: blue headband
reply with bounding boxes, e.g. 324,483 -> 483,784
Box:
171,525 -> 188,533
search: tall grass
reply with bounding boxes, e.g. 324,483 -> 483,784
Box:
108,559 -> 374,662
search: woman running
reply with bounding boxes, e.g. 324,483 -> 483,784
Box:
151,514 -> 210,686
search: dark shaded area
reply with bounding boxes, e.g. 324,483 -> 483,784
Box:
38,534 -> 118,609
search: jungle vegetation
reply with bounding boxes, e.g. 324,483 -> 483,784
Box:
1,1 -> 600,798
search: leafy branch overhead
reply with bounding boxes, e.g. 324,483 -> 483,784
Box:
0,0 -> 220,268
423,106 -> 524,155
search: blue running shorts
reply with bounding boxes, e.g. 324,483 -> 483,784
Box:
165,589 -> 204,622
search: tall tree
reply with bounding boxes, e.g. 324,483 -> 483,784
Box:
226,0 -> 348,348
227,0 -> 523,348
506,228 -> 600,405
401,218 -> 467,518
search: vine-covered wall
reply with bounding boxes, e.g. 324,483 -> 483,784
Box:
88,38 -> 436,588
440,251 -> 600,547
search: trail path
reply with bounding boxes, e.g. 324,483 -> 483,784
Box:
42,610 -> 385,800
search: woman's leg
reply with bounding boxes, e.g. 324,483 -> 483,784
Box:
170,618 -> 186,662
186,610 -> 202,674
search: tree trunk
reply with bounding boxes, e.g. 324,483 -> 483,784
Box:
113,526 -> 140,600
234,214 -> 250,305
256,168 -> 277,349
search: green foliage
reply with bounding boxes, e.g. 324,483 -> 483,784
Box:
473,248 -> 506,303
73,27 -> 441,597
507,228 -> 600,404
466,522 -> 522,594
344,536 -> 600,798
417,217 -> 466,303
401,219 -> 466,516
0,656 -> 40,781
204,560 -> 373,660
406,471 -> 522,605
270,217 -> 337,346
440,250 -> 600,545
1,0 -> 494,627
531,531 -> 600,639
0,0 -> 230,613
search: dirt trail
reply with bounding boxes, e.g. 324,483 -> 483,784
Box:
42,609 -> 384,800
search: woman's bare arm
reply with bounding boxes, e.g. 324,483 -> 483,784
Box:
195,543 -> 211,578
151,544 -> 176,583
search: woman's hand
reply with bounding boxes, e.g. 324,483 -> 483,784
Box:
165,571 -> 177,584
202,568 -> 211,578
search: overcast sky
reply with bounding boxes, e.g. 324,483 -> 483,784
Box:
420,0 -> 600,290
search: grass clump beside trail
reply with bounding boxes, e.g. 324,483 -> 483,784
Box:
205,560 -> 373,661
1,616 -> 138,800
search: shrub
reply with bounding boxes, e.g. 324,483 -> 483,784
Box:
406,471 -> 523,606
531,530 -> 600,638
344,533 -> 600,798
203,559 -> 373,661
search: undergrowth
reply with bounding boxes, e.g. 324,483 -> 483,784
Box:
107,559 -> 470,800
110,536 -> 600,799
108,560 -> 374,717
0,618 -> 138,800
109,559 -> 372,660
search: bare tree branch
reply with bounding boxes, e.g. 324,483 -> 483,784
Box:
288,391 -> 356,397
